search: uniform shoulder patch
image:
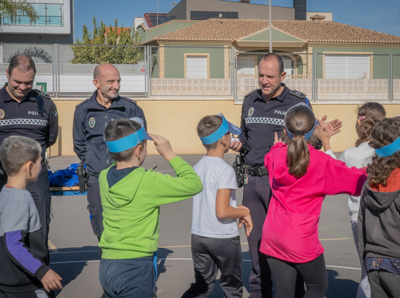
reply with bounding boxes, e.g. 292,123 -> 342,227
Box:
121,96 -> 137,105
244,89 -> 259,99
289,90 -> 306,99
75,98 -> 89,108
33,89 -> 51,100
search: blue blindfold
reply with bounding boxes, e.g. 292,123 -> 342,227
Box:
105,118 -> 153,153
199,113 -> 242,145
375,136 -> 400,157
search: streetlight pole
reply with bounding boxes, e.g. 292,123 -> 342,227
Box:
269,0 -> 272,53
157,0 -> 159,26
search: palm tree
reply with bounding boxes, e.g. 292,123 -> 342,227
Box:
0,0 -> 38,24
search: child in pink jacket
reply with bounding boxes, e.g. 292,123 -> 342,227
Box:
261,103 -> 367,298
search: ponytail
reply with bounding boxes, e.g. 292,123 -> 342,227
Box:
287,134 -> 310,178
284,102 -> 315,178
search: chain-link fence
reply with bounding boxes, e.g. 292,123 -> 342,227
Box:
394,55 -> 400,101
149,45 -> 233,97
0,43 -> 399,102
317,53 -> 391,101
235,52 -> 313,100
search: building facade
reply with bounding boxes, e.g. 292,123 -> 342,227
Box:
0,0 -> 74,44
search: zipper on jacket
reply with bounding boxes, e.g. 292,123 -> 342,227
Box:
105,110 -> 109,167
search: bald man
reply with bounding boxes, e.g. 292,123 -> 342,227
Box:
73,63 -> 146,239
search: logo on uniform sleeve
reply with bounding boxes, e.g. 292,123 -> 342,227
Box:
248,107 -> 255,117
0,110 -> 4,120
89,117 -> 96,129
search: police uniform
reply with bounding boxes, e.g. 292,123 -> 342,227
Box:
73,90 -> 146,238
238,84 -> 310,298
0,85 -> 59,249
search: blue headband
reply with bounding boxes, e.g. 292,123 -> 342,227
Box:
199,114 -> 242,145
105,122 -> 153,153
285,120 -> 318,141
284,102 -> 317,140
375,136 -> 400,157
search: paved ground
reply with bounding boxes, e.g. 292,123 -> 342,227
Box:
48,153 -> 362,298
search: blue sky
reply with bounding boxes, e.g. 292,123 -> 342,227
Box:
73,0 -> 400,41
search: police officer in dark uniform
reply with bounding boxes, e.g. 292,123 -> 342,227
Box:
0,55 -> 59,250
231,53 -> 341,298
73,63 -> 146,240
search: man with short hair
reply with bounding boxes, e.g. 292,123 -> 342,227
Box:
0,55 -> 59,250
231,53 -> 341,298
73,63 -> 146,240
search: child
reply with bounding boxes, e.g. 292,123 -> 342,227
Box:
98,118 -> 203,298
358,117 -> 400,298
182,114 -> 253,298
317,102 -> 386,298
261,103 -> 367,298
0,136 -> 62,297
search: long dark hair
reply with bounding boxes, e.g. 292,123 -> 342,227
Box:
285,105 -> 316,178
367,117 -> 400,187
355,102 -> 386,147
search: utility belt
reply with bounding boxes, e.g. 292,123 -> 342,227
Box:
244,164 -> 268,177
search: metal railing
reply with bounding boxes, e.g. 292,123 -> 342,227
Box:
0,43 -> 399,102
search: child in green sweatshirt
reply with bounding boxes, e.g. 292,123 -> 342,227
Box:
98,118 -> 203,298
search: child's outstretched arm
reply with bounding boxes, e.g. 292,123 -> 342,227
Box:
146,134 -> 203,207
216,189 -> 252,236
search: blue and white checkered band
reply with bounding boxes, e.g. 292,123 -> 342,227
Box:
0,118 -> 48,126
375,136 -> 400,157
105,126 -> 153,153
244,117 -> 285,126
199,113 -> 242,145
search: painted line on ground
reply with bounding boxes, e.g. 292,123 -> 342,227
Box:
50,258 -> 361,271
48,240 -> 58,252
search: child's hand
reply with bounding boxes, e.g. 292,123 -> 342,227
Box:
319,115 -> 342,136
237,205 -> 252,237
274,132 -> 282,145
41,269 -> 62,292
149,134 -> 176,162
315,125 -> 331,152
239,214 -> 253,237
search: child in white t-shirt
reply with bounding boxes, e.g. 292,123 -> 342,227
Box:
182,114 -> 253,298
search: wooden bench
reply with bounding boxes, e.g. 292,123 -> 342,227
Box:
49,186 -> 87,196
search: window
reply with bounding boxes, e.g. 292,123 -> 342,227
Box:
282,56 -> 295,75
186,55 -> 208,78
325,55 -> 370,79
237,56 -> 256,75
190,11 -> 238,20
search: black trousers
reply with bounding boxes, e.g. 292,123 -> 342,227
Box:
87,175 -> 103,238
182,234 -> 243,298
242,175 -> 305,298
367,269 -> 400,298
267,254 -> 328,298
0,166 -> 51,254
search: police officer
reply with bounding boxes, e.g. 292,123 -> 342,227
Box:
73,63 -> 146,240
231,53 -> 340,298
0,55 -> 59,250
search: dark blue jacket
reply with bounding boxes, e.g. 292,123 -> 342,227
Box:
73,91 -> 146,177
238,84 -> 310,167
0,86 -> 58,158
